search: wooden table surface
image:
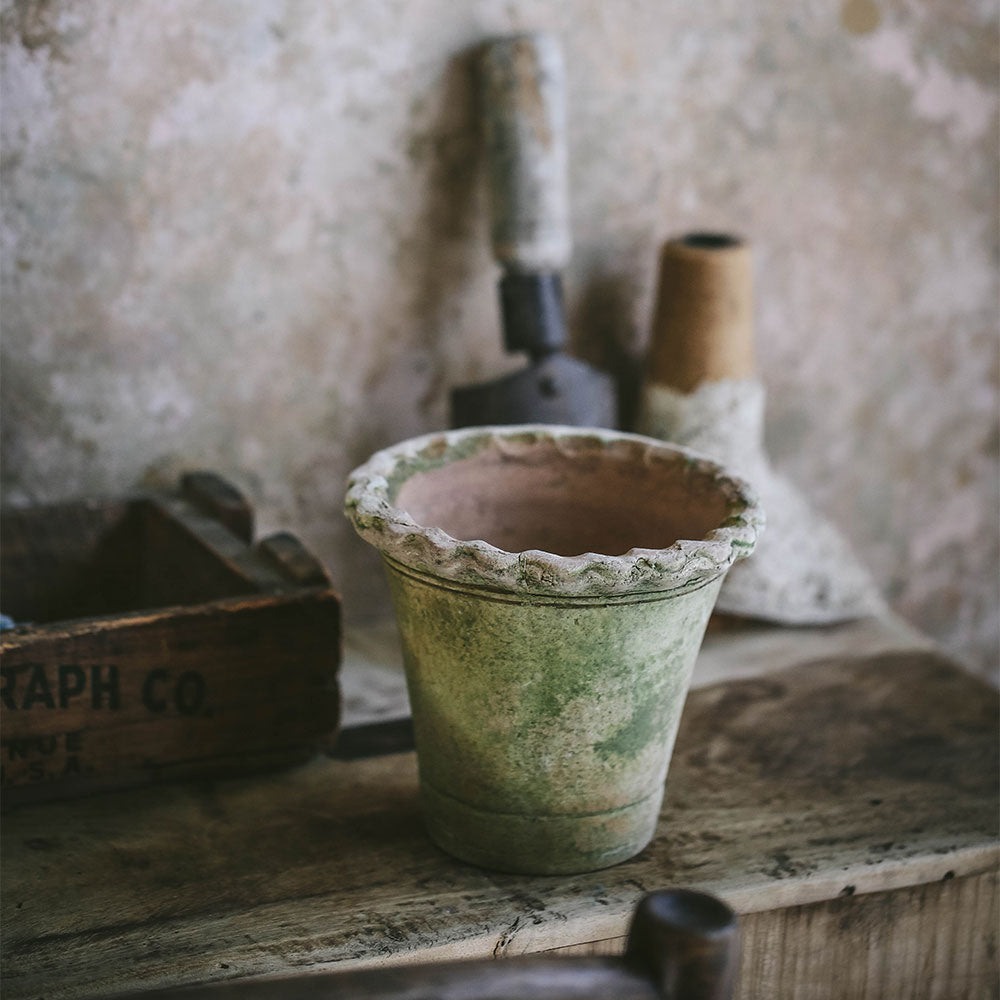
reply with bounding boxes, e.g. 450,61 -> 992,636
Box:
2,617 -> 997,999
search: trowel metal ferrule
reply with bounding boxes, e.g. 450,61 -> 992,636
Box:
499,271 -> 566,359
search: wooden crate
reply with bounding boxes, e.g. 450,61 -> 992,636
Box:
0,472 -> 340,802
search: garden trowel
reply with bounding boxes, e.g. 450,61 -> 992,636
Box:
450,33 -> 617,429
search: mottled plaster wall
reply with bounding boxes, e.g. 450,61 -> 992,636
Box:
2,0 -> 997,678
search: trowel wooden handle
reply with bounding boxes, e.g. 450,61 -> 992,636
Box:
646,233 -> 755,393
480,32 -> 571,273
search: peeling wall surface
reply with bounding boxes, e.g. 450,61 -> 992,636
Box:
2,1 -> 997,679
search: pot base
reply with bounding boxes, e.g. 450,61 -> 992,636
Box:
420,781 -> 663,875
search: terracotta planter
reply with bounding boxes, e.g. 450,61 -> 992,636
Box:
345,426 -> 762,874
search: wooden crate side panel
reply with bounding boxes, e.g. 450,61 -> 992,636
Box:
0,592 -> 340,792
1,484 -> 300,626
543,871 -> 999,1000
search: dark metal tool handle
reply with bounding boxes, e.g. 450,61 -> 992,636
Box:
626,889 -> 741,1000
499,271 -> 566,356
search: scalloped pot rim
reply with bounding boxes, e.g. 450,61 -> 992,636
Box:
344,425 -> 765,599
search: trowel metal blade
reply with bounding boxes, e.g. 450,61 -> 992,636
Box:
450,354 -> 617,429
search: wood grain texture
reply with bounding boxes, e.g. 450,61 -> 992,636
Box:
736,869 -> 998,1000
1,592 -> 341,795
547,871 -> 998,1000
2,650 -> 995,999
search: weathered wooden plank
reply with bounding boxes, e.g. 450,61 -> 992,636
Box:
548,871 -> 999,999
1,650 -> 995,999
737,869 -> 999,1000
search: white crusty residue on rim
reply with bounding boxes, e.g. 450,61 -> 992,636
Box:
344,424 -> 764,599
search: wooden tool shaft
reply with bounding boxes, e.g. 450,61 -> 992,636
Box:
646,234 -> 755,392
480,32 -> 571,272
133,957 -> 661,1000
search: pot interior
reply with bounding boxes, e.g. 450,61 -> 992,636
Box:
394,438 -> 731,557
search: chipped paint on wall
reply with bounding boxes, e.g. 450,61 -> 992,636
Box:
1,0 -> 997,679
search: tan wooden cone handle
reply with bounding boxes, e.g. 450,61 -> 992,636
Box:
646,233 -> 755,392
